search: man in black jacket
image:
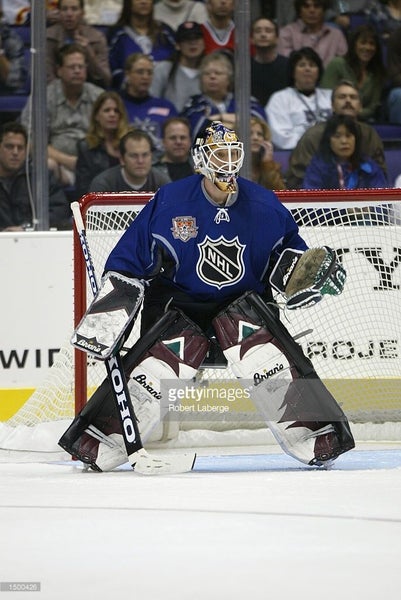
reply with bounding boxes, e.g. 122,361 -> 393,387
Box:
0,122 -> 71,231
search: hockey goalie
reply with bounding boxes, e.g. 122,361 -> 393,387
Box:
59,121 -> 354,472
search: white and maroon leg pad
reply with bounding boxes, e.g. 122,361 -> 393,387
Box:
127,311 -> 210,442
59,310 -> 210,470
212,292 -> 354,466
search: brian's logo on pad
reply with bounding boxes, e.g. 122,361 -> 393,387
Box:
73,334 -> 108,357
196,235 -> 245,289
171,216 -> 198,242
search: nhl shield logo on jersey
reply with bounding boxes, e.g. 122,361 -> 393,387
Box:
171,216 -> 198,242
196,235 -> 245,289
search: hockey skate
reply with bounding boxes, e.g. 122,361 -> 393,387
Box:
308,423 -> 347,466
59,415 -> 128,472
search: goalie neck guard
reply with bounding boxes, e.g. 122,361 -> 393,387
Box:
192,121 -> 244,192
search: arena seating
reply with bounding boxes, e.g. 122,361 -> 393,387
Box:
372,123 -> 401,146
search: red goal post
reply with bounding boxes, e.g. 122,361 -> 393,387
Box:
74,188 -> 401,426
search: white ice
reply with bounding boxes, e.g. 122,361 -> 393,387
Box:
1,439 -> 401,600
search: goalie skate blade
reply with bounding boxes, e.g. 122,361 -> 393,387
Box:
130,449 -> 196,475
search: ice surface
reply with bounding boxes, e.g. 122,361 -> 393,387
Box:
1,443 -> 401,600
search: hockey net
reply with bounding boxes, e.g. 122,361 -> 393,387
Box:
1,188 -> 401,455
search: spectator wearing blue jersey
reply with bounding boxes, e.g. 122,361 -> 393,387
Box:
181,51 -> 267,140
119,52 -> 178,156
108,0 -> 176,89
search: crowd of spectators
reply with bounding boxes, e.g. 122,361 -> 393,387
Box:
1,0 -> 401,230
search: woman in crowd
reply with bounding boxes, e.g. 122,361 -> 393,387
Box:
250,116 -> 286,190
108,0 -> 176,89
320,24 -> 386,121
265,47 -> 332,150
150,20 -> 205,112
302,113 -> 388,225
75,90 -> 130,198
303,113 -> 387,189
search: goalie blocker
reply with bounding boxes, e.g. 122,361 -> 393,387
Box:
71,271 -> 145,360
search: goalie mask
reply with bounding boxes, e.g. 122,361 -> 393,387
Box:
192,121 -> 244,192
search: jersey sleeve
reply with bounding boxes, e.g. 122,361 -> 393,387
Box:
271,199 -> 309,261
104,192 -> 164,279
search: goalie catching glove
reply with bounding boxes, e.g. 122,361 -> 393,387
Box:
269,246 -> 346,310
71,271 -> 144,359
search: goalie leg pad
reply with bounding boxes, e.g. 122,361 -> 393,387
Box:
59,309 -> 210,470
212,292 -> 354,466
71,272 -> 144,360
126,312 -> 210,443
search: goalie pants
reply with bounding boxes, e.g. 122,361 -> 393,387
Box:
60,292 -> 355,468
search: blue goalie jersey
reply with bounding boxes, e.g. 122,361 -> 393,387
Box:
105,175 -> 308,303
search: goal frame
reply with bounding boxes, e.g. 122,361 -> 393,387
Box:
74,188 -> 401,417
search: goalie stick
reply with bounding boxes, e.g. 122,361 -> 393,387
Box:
70,201 -> 196,475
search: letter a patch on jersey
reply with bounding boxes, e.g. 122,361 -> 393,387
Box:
196,235 -> 245,289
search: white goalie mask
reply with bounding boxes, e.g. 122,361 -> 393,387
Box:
192,121 -> 244,192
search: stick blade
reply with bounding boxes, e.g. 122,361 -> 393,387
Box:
130,449 -> 196,475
